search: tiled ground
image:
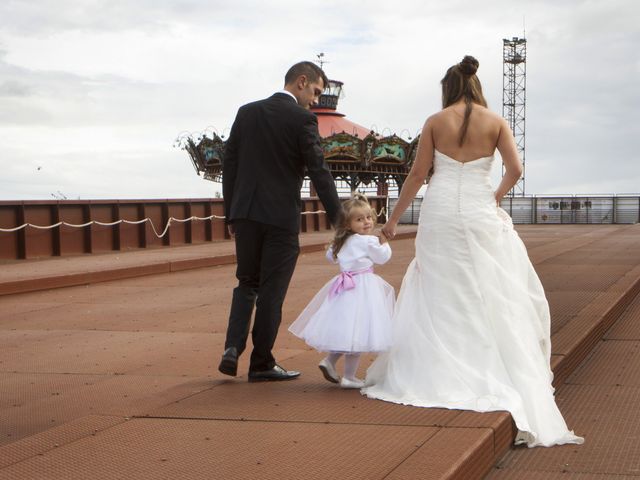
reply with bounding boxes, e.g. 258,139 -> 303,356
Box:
487,273 -> 640,479
0,224 -> 639,479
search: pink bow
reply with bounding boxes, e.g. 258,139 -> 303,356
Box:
329,267 -> 373,299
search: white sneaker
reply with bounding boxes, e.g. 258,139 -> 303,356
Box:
340,377 -> 365,389
318,358 -> 340,384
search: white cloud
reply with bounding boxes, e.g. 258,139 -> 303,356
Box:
0,0 -> 638,200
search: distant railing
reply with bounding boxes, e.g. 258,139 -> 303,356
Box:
501,195 -> 639,224
391,195 -> 640,225
0,196 -> 387,261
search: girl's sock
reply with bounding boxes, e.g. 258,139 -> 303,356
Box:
343,353 -> 361,380
326,352 -> 342,367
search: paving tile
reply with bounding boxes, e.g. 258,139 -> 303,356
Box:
385,427 -> 495,480
150,351 -> 459,428
0,418 -> 440,480
445,410 -> 516,456
0,329 -> 223,376
0,415 -> 124,469
493,384 -> 640,477
605,291 -> 640,340
487,469 -> 639,479
567,340 -> 640,386
0,373 -> 214,445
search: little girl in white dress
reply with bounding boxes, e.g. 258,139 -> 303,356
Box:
289,194 -> 395,388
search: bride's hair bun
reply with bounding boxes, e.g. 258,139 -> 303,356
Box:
458,55 -> 479,76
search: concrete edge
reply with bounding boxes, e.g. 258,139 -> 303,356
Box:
551,272 -> 640,387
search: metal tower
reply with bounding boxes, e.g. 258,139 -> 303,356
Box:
502,37 -> 526,196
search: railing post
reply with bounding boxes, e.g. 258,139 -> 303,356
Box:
204,201 -> 213,241
185,202 -> 193,244
138,203 -> 147,248
313,199 -> 320,232
52,203 -> 61,256
586,197 -> 590,224
113,203 -> 121,251
83,204 -> 92,253
161,203 -> 170,246
17,204 -> 26,259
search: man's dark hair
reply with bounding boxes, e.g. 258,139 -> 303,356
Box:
284,61 -> 329,89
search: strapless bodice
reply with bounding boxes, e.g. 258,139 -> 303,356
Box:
423,150 -> 495,216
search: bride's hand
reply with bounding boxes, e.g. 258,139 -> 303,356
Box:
381,221 -> 397,241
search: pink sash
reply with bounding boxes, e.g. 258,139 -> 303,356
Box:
328,267 -> 374,299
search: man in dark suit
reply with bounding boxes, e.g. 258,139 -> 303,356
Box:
219,61 -> 342,382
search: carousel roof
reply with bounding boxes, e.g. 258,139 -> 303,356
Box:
180,76 -> 421,191
313,108 -> 372,139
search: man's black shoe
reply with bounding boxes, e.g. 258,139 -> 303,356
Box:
248,364 -> 300,382
218,347 -> 239,376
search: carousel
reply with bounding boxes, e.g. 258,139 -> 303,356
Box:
178,75 -> 420,195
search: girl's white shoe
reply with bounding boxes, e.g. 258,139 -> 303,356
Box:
318,358 -> 340,383
340,377 -> 365,389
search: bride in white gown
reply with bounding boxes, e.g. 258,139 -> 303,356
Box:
361,56 -> 583,448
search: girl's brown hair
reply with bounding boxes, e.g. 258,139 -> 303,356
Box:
330,193 -> 375,260
441,55 -> 488,146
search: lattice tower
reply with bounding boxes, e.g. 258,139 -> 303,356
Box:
502,37 -> 527,196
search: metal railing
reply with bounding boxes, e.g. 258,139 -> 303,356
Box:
0,196 -> 383,261
390,195 -> 640,225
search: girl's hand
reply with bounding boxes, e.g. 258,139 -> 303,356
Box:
381,221 -> 397,241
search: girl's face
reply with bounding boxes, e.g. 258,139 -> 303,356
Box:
348,206 -> 374,235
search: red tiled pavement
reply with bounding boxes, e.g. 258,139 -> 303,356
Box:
0,224 -> 639,479
487,291 -> 640,478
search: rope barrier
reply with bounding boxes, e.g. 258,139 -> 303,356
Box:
0,207 -> 387,238
0,215 -> 224,238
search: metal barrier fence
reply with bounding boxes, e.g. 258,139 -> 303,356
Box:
390,195 -> 640,225
0,196 -> 387,261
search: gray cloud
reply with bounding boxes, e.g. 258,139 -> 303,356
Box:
0,0 -> 638,200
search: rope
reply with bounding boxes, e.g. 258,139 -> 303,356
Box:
0,215 -> 224,238
0,207 -> 387,237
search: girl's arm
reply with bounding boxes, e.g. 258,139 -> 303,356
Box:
367,236 -> 392,265
325,246 -> 338,264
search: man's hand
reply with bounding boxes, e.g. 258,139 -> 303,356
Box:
227,224 -> 235,238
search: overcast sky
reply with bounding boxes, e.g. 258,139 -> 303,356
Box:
0,0 -> 638,200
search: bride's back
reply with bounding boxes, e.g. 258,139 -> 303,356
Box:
431,103 -> 502,162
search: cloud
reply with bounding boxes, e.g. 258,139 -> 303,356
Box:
0,0 -> 638,200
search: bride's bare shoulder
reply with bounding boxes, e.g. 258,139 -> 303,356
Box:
474,105 -> 502,120
424,110 -> 446,126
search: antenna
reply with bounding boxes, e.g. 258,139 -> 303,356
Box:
316,52 -> 329,70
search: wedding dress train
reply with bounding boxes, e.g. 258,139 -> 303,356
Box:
362,150 -> 583,447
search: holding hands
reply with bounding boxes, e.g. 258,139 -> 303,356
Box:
380,220 -> 397,243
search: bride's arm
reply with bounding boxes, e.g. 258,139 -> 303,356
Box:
381,118 -> 434,239
494,118 -> 523,203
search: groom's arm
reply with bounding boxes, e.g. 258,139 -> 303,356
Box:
222,107 -> 244,227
